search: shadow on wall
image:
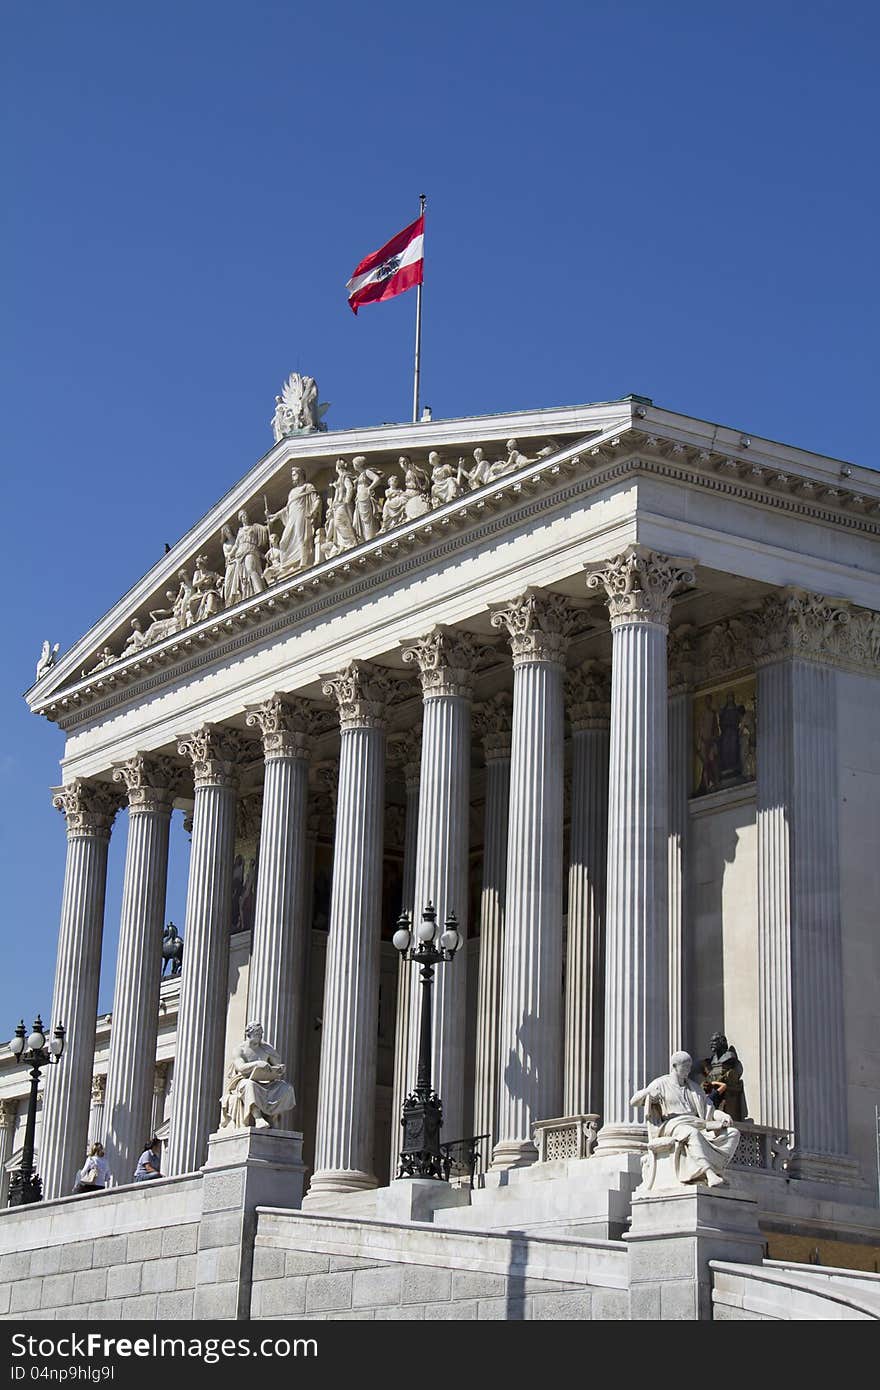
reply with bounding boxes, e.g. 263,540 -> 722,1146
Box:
506,1230 -> 528,1321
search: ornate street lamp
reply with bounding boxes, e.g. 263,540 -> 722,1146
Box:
7,1015 -> 65,1206
393,902 -> 460,1180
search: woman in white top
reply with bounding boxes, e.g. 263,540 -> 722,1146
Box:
74,1142 -> 109,1194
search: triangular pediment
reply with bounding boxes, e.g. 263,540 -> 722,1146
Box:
28,400 -> 636,715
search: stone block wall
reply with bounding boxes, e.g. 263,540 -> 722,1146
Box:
250,1210 -> 631,1321
0,1175 -> 203,1321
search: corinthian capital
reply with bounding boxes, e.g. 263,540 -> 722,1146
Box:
400,626 -> 481,699
90,1074 -> 106,1105
473,692 -> 513,759
112,753 -> 180,812
0,1099 -> 18,1130
245,693 -> 314,760
565,660 -> 611,731
52,779 -> 123,838
176,725 -> 249,790
489,589 -> 575,667
585,547 -> 695,627
321,661 -> 400,731
754,588 -> 851,666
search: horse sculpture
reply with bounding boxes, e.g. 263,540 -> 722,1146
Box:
161,923 -> 184,978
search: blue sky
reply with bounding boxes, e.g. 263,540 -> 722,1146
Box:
2,2 -> 878,1033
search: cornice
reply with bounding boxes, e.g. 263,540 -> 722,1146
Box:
33,428 -> 880,728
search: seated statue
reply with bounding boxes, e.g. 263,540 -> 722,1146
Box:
219,1021 -> 296,1131
630,1051 -> 740,1189
700,1032 -> 747,1120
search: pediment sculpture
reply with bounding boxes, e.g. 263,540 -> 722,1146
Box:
271,373 -> 330,440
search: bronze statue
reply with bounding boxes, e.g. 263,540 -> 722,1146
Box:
700,1032 -> 746,1120
161,923 -> 183,978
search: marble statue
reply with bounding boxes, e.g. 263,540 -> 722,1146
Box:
173,569 -> 198,627
352,456 -> 384,542
229,510 -> 269,601
429,454 -> 463,506
400,458 -> 431,519
630,1051 -> 740,1189
121,618 -> 150,658
379,476 -> 409,532
191,554 -> 223,621
489,438 -> 533,480
35,641 -> 59,682
271,373 -> 329,441
463,447 -> 492,490
324,459 -> 359,556
262,532 -> 284,585
268,466 -> 321,576
221,524 -> 240,607
219,1021 -> 296,1130
84,646 -> 116,677
700,1033 -> 747,1120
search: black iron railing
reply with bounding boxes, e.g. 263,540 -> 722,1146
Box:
439,1134 -> 491,1183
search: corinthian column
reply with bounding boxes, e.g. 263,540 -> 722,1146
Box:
471,694 -> 512,1148
585,547 -> 694,1154
307,663 -> 393,1200
489,591 -> 573,1168
388,726 -> 421,1178
88,1075 -> 106,1145
755,590 -> 857,1180
168,727 -> 245,1175
41,780 -> 121,1199
245,694 -> 314,1101
564,661 -> 611,1116
103,754 -> 177,1185
401,627 -> 477,1142
667,625 -> 697,1059
0,1101 -> 18,1207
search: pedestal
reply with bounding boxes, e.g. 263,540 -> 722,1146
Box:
193,1127 -> 306,1320
626,1183 -> 766,1320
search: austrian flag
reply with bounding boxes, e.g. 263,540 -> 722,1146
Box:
346,214 -> 425,315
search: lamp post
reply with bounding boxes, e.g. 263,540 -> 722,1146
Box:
7,1015 -> 65,1206
393,902 -> 460,1180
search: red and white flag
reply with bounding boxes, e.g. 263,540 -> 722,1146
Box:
346,214 -> 424,315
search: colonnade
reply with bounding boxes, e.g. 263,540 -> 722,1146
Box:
38,547 -> 856,1198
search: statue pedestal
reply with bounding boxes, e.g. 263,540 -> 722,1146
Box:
193,1127 -> 306,1320
625,1182 -> 765,1321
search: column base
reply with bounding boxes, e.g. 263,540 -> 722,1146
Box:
790,1150 -> 864,1186
302,1168 -> 378,1208
594,1123 -> 647,1156
490,1138 -> 538,1171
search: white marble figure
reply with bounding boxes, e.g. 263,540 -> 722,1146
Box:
219,1021 -> 296,1130
191,554 -> 223,620
262,532 -> 284,585
324,459 -> 359,556
379,475 -> 409,532
84,646 -> 116,677
271,373 -> 329,440
488,437 -> 533,481
400,458 -> 431,519
230,510 -> 269,600
463,447 -> 492,490
221,524 -> 240,607
429,454 -> 463,507
630,1051 -> 740,1190
268,466 -> 322,576
173,569 -> 198,627
352,456 -> 384,542
35,641 -> 59,681
121,618 -> 150,658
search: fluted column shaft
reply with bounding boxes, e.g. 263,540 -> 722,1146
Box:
389,747 -> 420,1177
586,549 -> 694,1153
564,663 -> 611,1115
88,1077 -> 106,1146
472,738 -> 511,1146
667,689 -> 691,1057
168,728 -> 243,1175
246,697 -> 312,1099
103,757 -> 175,1184
402,630 -> 476,1143
41,781 -> 120,1199
0,1101 -> 18,1207
150,1065 -> 169,1137
308,664 -> 390,1197
757,651 -> 849,1171
490,592 -> 572,1168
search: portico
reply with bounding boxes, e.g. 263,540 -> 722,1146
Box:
19,392 -> 880,1213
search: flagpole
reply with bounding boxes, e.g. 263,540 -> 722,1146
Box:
412,193 -> 426,423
